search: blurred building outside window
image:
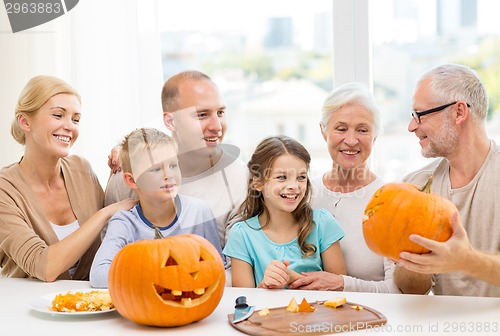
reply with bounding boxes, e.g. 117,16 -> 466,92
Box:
158,0 -> 500,182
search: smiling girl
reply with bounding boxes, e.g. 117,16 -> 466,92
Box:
223,135 -> 345,288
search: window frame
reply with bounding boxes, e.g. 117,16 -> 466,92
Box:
332,0 -> 372,88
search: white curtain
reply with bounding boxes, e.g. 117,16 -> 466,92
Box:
0,0 -> 164,186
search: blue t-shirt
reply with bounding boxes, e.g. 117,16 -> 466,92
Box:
223,208 -> 344,286
90,194 -> 224,288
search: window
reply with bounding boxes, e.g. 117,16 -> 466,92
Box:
371,0 -> 500,180
158,0 -> 500,181
158,0 -> 332,176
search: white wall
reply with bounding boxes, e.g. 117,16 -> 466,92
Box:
0,8 -> 61,169
332,0 -> 371,87
0,0 -> 164,186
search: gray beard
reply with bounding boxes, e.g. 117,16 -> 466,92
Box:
421,116 -> 459,158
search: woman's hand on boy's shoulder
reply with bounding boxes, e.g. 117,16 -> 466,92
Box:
105,198 -> 138,217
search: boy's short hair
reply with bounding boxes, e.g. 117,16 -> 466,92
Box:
120,128 -> 178,174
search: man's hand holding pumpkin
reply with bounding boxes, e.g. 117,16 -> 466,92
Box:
398,212 -> 471,274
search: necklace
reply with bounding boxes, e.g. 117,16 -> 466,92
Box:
334,195 -> 342,207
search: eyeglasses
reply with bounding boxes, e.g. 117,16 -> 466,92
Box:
411,102 -> 454,124
411,101 -> 470,124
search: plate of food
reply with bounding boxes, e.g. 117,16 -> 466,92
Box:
30,289 -> 116,316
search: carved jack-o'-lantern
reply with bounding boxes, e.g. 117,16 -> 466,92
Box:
108,234 -> 225,327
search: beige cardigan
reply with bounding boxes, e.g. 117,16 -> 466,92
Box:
0,156 -> 104,280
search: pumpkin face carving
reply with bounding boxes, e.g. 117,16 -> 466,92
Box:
362,175 -> 456,261
108,234 -> 225,327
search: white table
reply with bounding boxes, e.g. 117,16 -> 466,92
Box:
1,278 -> 499,335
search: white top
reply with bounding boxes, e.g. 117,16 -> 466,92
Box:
178,149 -> 248,247
311,175 -> 399,293
51,220 -> 80,277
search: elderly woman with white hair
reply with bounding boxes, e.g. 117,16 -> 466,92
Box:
289,82 -> 399,293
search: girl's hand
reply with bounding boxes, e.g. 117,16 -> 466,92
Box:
288,268 -> 305,284
260,260 -> 290,289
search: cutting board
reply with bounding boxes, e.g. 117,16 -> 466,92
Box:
227,300 -> 387,335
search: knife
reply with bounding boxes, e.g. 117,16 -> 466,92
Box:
233,296 -> 255,323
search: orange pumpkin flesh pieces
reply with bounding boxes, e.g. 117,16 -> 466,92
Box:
298,298 -> 315,312
362,175 -> 456,261
108,234 -> 225,327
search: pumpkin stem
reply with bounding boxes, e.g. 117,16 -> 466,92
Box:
153,225 -> 164,239
419,174 -> 434,193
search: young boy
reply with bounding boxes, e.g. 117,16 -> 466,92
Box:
90,128 -> 224,288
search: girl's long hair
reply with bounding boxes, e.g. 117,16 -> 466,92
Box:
241,135 -> 316,257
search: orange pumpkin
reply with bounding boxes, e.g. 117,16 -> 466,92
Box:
362,175 -> 456,260
108,234 -> 225,327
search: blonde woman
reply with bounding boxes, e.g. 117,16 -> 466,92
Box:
0,75 -> 136,281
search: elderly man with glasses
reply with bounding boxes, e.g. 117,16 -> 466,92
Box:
394,63 -> 500,297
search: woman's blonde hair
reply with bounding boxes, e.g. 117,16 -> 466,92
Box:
11,75 -> 81,145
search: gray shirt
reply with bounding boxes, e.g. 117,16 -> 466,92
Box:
403,140 -> 500,297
